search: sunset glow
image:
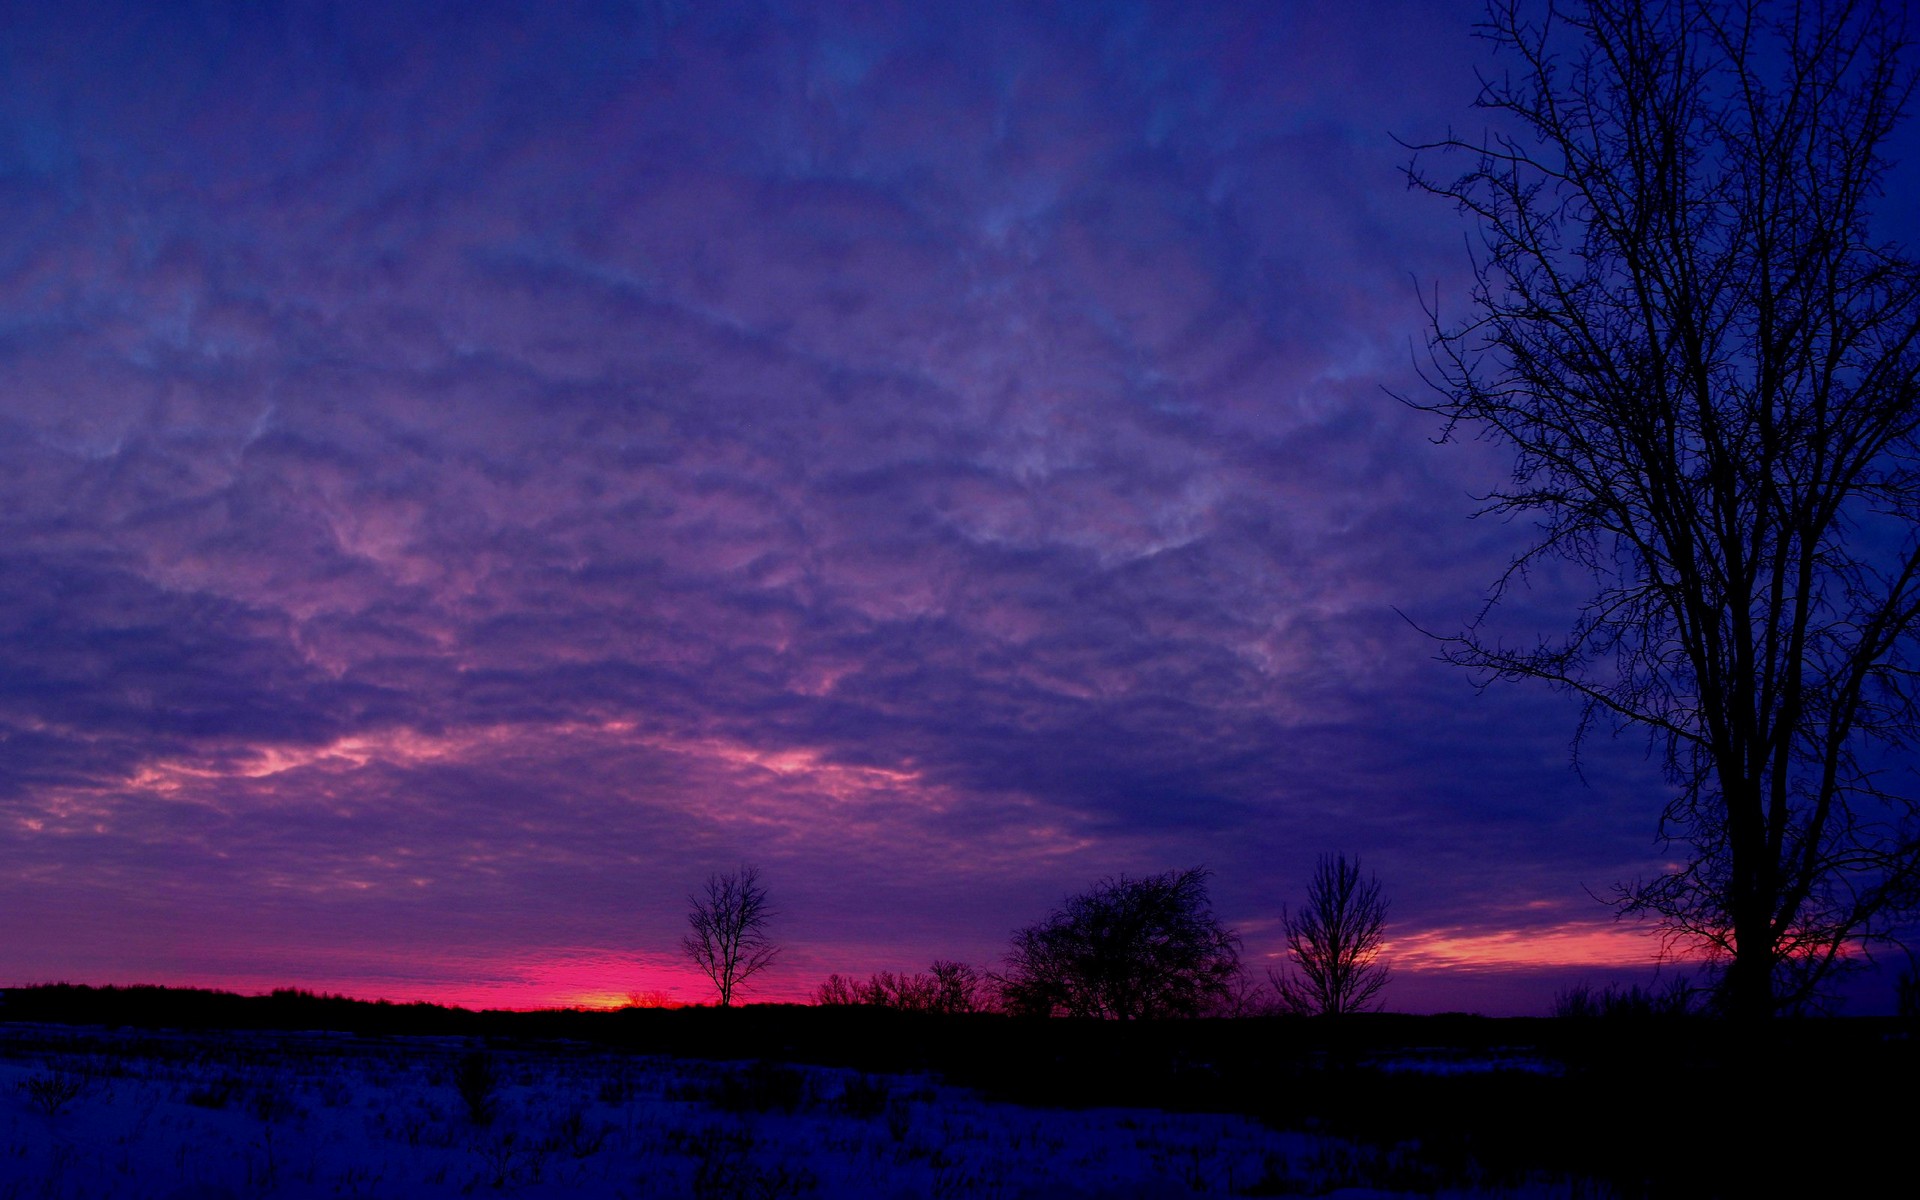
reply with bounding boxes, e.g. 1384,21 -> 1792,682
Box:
4,0 -> 1907,1018
1390,922 -> 1677,973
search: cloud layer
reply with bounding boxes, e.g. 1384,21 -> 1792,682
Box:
0,0 -> 1721,1012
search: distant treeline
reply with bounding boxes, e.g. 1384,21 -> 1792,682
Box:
0,979 -> 1697,1069
2,984 -> 498,1037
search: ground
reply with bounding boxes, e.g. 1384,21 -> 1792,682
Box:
0,1022 -> 1594,1198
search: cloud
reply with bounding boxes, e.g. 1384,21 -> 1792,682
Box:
0,0 -> 1711,1012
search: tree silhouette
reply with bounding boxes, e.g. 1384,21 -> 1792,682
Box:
811,961 -> 990,1013
1409,0 -> 1920,1018
682,865 -> 777,1007
928,959 -> 988,1014
1272,853 -> 1391,1016
999,867 -> 1241,1019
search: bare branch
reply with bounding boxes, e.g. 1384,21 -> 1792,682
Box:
1271,853 -> 1392,1017
682,865 -> 779,1007
1409,0 -> 1920,1019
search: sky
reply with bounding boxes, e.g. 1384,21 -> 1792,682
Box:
1,0 -> 1910,1016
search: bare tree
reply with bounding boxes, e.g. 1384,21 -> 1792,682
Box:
1271,853 -> 1391,1016
812,973 -> 860,1006
856,970 -> 942,1011
1408,0 -> 1920,1019
682,865 -> 778,1007
999,867 -> 1242,1019
811,960 -> 990,1013
928,959 -> 988,1014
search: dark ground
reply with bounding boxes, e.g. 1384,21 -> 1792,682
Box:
4,983 -> 1909,1197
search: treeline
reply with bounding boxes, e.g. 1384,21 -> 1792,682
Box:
0,984 -> 494,1036
812,961 -> 987,1013
693,859 -> 1392,1018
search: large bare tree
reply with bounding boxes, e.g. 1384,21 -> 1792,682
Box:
683,865 -> 778,1007
1410,0 -> 1920,1018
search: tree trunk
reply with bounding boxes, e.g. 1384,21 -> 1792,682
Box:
1724,930 -> 1773,1022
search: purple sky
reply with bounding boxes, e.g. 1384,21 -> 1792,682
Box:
4,0 -> 1904,1014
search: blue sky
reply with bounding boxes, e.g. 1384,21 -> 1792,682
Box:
2,0 -> 1906,1012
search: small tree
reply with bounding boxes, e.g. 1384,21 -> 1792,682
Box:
682,864 -> 778,1007
454,1051 -> 499,1125
811,960 -> 989,1013
999,867 -> 1241,1019
928,959 -> 987,1014
1272,853 -> 1390,1016
858,970 -> 941,1011
1551,976 -> 1696,1020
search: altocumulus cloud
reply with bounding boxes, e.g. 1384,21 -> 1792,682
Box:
0,0 -> 1688,1010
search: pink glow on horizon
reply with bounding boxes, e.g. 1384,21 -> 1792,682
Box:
41,950 -> 729,1014
1387,920 -> 1687,973
20,0 -> 1888,1020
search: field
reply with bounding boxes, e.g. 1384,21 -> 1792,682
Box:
1,1024 -> 1575,1199
0,988 -> 1910,1197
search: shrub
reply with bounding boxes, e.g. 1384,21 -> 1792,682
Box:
813,962 -> 988,1013
860,970 -> 941,1011
1000,867 -> 1241,1019
21,1071 -> 85,1116
185,1076 -> 242,1109
813,974 -> 860,1006
1551,978 -> 1696,1020
455,1051 -> 500,1126
835,1074 -> 891,1120
928,960 -> 988,1014
707,1061 -> 807,1115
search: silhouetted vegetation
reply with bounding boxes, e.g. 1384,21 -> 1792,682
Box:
1409,0 -> 1920,1021
928,959 -> 987,1013
1898,956 -> 1920,1022
20,1070 -> 85,1117
678,1059 -> 810,1116
454,1050 -> 500,1125
1551,977 -> 1698,1021
812,960 -> 989,1013
998,867 -> 1241,1019
682,864 -> 778,1007
1271,852 -> 1391,1016
812,973 -> 859,1006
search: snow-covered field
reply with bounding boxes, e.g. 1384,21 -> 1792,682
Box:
0,1023 -> 1597,1198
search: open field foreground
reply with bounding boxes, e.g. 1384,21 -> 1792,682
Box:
2,987 -> 1914,1198
4,1020 -> 1602,1200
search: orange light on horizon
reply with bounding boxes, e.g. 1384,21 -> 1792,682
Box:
1387,919 -> 1689,973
